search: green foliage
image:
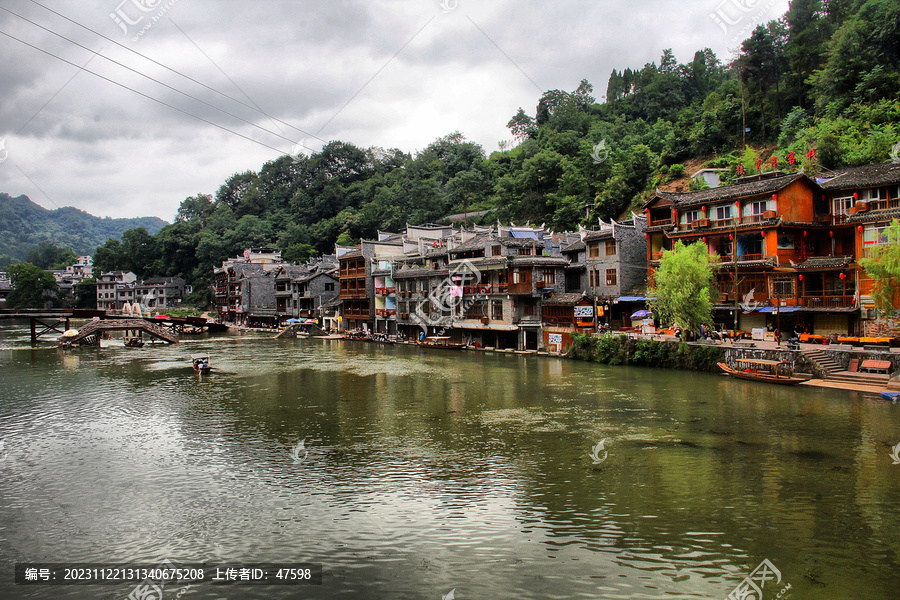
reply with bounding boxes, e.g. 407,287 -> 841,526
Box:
6,262 -> 60,308
74,277 -> 97,309
649,240 -> 717,337
569,333 -> 724,372
25,242 -> 77,270
859,219 -> 900,314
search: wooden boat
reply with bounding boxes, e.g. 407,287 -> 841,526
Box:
717,359 -> 804,385
416,336 -> 467,350
191,353 -> 212,375
366,333 -> 395,344
340,331 -> 367,341
124,337 -> 144,348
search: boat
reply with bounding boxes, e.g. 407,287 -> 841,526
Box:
717,359 -> 804,385
340,331 -> 367,341
124,337 -> 144,348
191,354 -> 212,375
366,333 -> 395,344
416,336 -> 467,350
883,391 -> 900,402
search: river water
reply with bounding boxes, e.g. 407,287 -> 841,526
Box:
0,324 -> 898,599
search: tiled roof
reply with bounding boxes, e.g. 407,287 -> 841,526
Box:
791,256 -> 853,270
562,240 -> 585,252
819,161 -> 900,189
582,231 -> 614,242
847,207 -> 900,222
339,249 -> 363,260
652,173 -> 813,208
449,233 -> 494,253
542,292 -> 592,306
508,256 -> 568,267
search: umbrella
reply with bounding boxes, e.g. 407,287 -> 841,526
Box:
286,318 -> 300,323
303,319 -> 316,324
153,314 -> 170,319
630,310 -> 653,319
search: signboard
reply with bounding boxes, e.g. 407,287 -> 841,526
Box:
573,306 -> 594,319
547,333 -> 563,345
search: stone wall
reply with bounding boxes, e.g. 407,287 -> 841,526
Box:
863,316 -> 900,338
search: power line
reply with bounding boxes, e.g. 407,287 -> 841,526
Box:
0,27 -> 288,155
28,0 -> 325,143
2,6 -> 308,149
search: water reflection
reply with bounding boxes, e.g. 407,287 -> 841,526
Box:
0,334 -> 897,599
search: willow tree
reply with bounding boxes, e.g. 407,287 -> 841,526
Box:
649,240 -> 717,338
859,218 -> 900,314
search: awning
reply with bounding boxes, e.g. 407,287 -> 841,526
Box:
757,306 -> 803,313
617,296 -> 648,302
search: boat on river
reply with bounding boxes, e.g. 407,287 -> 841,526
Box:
717,359 -> 804,385
366,333 -> 395,344
191,354 -> 212,375
416,336 -> 466,350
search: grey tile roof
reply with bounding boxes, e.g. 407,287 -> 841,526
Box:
790,256 -> 853,270
652,173 -> 813,208
819,161 -> 900,189
542,292 -> 592,306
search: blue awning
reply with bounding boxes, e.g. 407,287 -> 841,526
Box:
617,296 -> 648,302
757,306 -> 803,313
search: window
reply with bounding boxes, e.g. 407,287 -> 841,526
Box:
716,206 -> 732,221
420,279 -> 428,291
605,240 -> 617,256
518,248 -> 532,256
492,300 -> 503,320
683,210 -> 700,224
773,279 -> 794,297
606,269 -> 617,286
512,269 -> 530,285
588,243 -> 600,258
751,200 -> 768,215
491,245 -> 502,256
523,301 -> 537,316
324,282 -> 335,292
589,269 -> 600,287
542,269 -> 556,285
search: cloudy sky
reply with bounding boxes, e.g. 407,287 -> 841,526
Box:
0,0 -> 790,221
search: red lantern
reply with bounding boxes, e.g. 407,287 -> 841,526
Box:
839,273 -> 845,280
858,225 -> 863,232
645,233 -> 649,239
772,194 -> 778,201
702,206 -> 707,212
853,192 -> 858,200
761,231 -> 767,237
729,234 -> 734,240
702,237 -> 707,243
799,274 -> 804,281
735,201 -> 740,207
829,231 -> 833,237
803,231 -> 807,237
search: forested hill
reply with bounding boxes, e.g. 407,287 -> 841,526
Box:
92,0 -> 900,289
0,193 -> 167,263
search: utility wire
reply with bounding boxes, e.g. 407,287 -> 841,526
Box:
28,0 -> 325,143
0,27 -> 287,155
2,5 -> 308,149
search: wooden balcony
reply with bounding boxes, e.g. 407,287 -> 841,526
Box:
464,284 -> 509,294
648,217 -> 673,227
800,295 -> 855,309
375,287 -> 396,295
376,308 -> 397,317
738,253 -> 765,262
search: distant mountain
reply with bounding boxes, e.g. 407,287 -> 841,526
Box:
0,193 -> 168,262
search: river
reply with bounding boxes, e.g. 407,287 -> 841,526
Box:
0,324 -> 898,599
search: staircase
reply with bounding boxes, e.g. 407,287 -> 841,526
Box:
803,348 -> 843,375
803,348 -> 890,386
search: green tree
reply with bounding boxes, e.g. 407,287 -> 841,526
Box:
649,241 -> 717,339
25,242 -> 78,270
6,263 -> 60,308
74,277 -> 97,309
859,219 -> 900,314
